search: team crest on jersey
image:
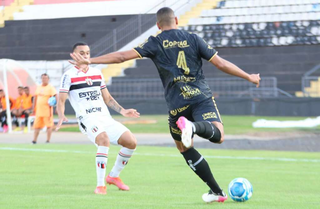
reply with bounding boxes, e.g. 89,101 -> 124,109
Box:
91,126 -> 99,133
85,78 -> 93,85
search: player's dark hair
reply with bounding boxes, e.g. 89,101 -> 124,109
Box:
0,89 -> 3,92
72,42 -> 88,52
41,73 -> 49,79
156,7 -> 175,27
18,86 -> 24,89
24,86 -> 29,89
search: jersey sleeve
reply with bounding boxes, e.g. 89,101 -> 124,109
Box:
133,36 -> 156,58
195,35 -> 218,61
100,72 -> 107,90
59,73 -> 71,93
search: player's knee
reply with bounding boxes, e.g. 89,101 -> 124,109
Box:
119,132 -> 137,149
95,132 -> 109,147
208,125 -> 222,144
126,136 -> 137,149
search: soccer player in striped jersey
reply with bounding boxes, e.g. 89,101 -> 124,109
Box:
56,42 -> 140,195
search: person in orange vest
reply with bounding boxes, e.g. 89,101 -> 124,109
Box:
0,89 -> 15,133
32,74 -> 57,144
12,86 -> 34,132
12,86 -> 24,130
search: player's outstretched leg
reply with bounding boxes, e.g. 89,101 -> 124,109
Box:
107,131 -> 136,191
175,141 -> 227,203
94,132 -> 110,195
177,116 -> 223,146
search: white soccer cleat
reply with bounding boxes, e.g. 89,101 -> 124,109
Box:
202,190 -> 228,203
176,116 -> 193,148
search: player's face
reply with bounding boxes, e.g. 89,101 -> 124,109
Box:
41,75 -> 49,85
74,45 -> 90,60
0,91 -> 4,97
18,88 -> 24,95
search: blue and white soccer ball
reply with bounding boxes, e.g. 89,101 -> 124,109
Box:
48,96 -> 57,107
228,178 -> 253,202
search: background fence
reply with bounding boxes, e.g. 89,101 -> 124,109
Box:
108,76 -> 292,99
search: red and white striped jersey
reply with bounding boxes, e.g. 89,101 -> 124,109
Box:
59,66 -> 111,119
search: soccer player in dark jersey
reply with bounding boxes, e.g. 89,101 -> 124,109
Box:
70,7 -> 260,203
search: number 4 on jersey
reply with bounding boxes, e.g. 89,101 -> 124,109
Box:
176,51 -> 190,75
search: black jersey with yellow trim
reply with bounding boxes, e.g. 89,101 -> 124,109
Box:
134,29 -> 217,110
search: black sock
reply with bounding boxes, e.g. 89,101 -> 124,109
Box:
192,121 -> 221,143
181,147 -> 222,195
24,113 -> 29,127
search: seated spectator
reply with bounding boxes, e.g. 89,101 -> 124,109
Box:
12,86 -> 34,132
12,86 -> 24,130
0,89 -> 15,133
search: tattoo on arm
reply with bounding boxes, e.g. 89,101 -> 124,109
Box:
106,97 -> 123,113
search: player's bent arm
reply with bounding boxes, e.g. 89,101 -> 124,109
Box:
210,55 -> 250,81
57,93 -> 68,118
101,88 -> 124,114
90,50 -> 140,64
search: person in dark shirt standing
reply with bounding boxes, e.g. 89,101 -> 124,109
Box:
70,7 -> 260,203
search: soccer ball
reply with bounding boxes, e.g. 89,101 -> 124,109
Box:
228,178 -> 253,202
48,96 -> 57,107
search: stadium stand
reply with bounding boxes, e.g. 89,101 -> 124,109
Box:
0,0 -> 33,27
186,1 -> 320,47
1,0 -> 319,97
0,0 -> 199,85
107,0 -> 320,98
13,0 -> 162,20
0,14 -> 154,60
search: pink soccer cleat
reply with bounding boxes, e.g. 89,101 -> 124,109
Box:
176,116 -> 193,148
94,186 -> 107,195
106,175 -> 129,191
202,190 -> 228,203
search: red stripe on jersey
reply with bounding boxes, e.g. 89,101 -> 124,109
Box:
71,75 -> 102,83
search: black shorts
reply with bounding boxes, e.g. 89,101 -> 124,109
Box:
168,97 -> 222,141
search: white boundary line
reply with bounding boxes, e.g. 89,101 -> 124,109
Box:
1,147 -> 319,163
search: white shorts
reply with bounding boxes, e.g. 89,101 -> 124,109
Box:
78,116 -> 129,145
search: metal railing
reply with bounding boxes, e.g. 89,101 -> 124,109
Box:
108,77 -> 291,99
301,64 -> 320,97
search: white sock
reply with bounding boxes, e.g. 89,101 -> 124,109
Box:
109,147 -> 135,178
96,146 -> 109,186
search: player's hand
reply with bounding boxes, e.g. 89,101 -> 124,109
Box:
120,109 -> 140,118
248,73 -> 261,87
55,115 -> 68,131
69,53 -> 91,71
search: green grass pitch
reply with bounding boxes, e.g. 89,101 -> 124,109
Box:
58,115 -> 320,134
0,144 -> 319,209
